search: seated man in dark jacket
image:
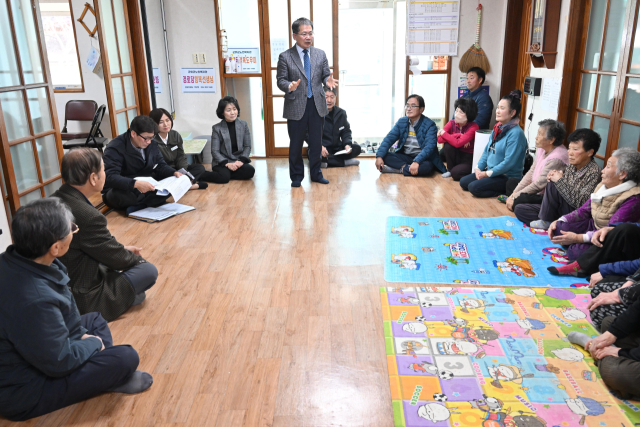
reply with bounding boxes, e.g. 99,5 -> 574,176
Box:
102,115 -> 182,214
375,94 -> 446,177
0,198 -> 152,421
318,87 -> 361,168
53,148 -> 158,321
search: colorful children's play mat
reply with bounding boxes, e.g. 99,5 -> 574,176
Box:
381,286 -> 640,427
385,216 -> 583,288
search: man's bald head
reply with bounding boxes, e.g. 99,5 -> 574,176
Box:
61,148 -> 103,186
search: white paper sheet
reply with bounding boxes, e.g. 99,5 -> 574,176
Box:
407,0 -> 460,56
129,203 -> 195,222
134,175 -> 192,203
540,78 -> 561,113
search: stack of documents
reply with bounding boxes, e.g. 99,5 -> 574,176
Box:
129,203 -> 195,223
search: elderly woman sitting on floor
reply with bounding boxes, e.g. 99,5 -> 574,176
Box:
547,147 -> 640,262
502,119 -> 568,217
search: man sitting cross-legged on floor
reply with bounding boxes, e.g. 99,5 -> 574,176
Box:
102,115 -> 183,215
375,94 -> 446,177
0,198 -> 152,421
53,148 -> 158,321
314,86 -> 361,168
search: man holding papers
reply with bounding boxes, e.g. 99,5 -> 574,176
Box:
52,149 -> 158,320
102,115 -> 182,215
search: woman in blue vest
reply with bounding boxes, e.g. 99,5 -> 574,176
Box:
460,90 -> 528,197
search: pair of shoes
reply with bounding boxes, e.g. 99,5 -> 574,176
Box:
344,159 -> 360,166
312,178 -> 330,184
547,261 -> 588,277
320,162 -> 328,169
132,292 -> 146,306
380,165 -> 402,174
530,219 -> 551,229
441,171 -> 452,178
291,181 -> 301,187
497,195 -> 508,203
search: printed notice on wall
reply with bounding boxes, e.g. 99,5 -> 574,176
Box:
153,68 -> 162,93
180,68 -> 216,93
227,48 -> 260,73
540,78 -> 561,113
407,0 -> 460,56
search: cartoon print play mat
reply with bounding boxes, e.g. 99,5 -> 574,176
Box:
385,216 -> 582,288
382,286 -> 640,427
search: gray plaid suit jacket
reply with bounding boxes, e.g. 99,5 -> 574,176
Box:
276,45 -> 331,121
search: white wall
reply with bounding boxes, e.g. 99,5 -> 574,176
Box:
52,0 -> 111,139
448,0 -> 508,123
144,0 -> 222,146
0,201 -> 11,251
522,0 -> 571,148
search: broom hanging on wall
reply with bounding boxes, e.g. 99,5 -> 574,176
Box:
459,3 -> 490,73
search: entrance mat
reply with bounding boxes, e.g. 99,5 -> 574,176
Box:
385,216 -> 582,288
381,286 -> 640,427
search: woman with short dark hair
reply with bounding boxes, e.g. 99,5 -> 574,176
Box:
210,96 -> 255,182
459,90 -> 528,197
438,97 -> 479,181
149,108 -> 227,186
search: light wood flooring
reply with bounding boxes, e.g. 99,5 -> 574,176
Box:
1,158 -> 514,427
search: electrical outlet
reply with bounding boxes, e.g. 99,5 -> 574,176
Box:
199,53 -> 207,64
192,53 -> 199,64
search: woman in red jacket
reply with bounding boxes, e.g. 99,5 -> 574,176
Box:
438,98 -> 479,181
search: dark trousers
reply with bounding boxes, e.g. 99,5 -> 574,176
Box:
383,151 -> 435,177
442,143 -> 472,181
288,97 -> 323,182
576,224 -> 640,274
102,188 -> 170,211
324,144 -> 362,167
538,181 -> 576,222
597,315 -> 640,399
211,164 -> 255,183
122,262 -> 158,295
505,178 -> 520,196
14,313 -> 139,421
459,173 -> 509,198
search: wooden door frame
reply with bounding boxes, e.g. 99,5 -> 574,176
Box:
94,0 -> 143,136
0,0 -> 64,215
127,0 -> 152,115
558,0 -> 640,161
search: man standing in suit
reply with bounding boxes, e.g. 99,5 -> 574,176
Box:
276,17 -> 338,187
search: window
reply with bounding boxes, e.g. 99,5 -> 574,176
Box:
40,0 -> 84,92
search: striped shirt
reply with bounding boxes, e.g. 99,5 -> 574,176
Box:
554,159 -> 602,208
403,120 -> 422,156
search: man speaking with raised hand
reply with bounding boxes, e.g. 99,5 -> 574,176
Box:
276,17 -> 338,187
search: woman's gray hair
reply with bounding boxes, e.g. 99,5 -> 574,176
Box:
612,147 -> 640,182
538,119 -> 566,146
11,198 -> 74,259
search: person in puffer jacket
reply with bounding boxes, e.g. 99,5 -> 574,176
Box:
375,94 -> 446,177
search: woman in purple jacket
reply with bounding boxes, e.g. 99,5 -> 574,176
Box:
546,148 -> 640,261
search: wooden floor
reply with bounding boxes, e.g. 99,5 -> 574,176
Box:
1,158 -> 513,427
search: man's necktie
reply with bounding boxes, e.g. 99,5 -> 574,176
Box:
303,49 -> 312,98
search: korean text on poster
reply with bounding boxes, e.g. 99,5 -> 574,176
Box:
406,0 -> 460,56
228,48 -> 260,73
153,68 -> 162,93
180,68 -> 216,93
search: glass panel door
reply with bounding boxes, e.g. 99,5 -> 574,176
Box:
95,0 -> 140,137
573,0 -> 640,165
0,0 -> 63,214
